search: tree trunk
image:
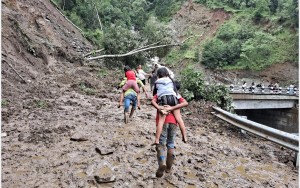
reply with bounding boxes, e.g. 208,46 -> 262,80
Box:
91,0 -> 103,30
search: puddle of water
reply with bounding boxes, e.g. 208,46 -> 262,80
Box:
76,172 -> 87,178
11,144 -> 20,150
235,164 -> 268,182
134,152 -> 148,164
185,172 -> 198,180
261,164 -> 274,172
235,165 -> 246,176
196,129 -> 205,135
98,166 -> 112,176
112,161 -> 120,166
222,172 -> 229,178
165,181 -> 176,188
239,157 -> 249,164
186,185 -> 197,188
209,159 -> 217,166
206,182 -> 218,188
139,158 -> 148,164
31,156 -> 45,160
250,173 -> 267,182
13,170 -> 28,176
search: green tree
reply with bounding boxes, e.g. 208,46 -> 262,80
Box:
238,31 -> 276,70
180,67 -> 232,109
141,16 -> 173,58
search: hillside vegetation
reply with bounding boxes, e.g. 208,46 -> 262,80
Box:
197,0 -> 298,70
50,0 -> 298,107
1,1 -> 298,187
53,0 -> 298,72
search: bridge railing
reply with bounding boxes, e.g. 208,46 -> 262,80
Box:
229,86 -> 298,96
212,106 -> 299,166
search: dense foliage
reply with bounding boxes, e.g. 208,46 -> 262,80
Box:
179,67 -> 233,110
52,0 -> 184,67
197,0 -> 298,70
50,0 -> 297,108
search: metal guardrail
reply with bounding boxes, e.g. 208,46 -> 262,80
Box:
212,106 -> 299,166
212,106 -> 299,151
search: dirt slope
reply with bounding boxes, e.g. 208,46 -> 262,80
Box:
1,0 -> 298,187
170,2 -> 298,86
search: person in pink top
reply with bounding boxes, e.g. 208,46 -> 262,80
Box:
118,65 -> 141,109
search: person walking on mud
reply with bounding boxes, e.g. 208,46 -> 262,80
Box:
136,65 -> 150,85
148,64 -> 159,92
151,83 -> 188,178
152,67 -> 188,145
118,76 -> 148,123
118,65 -> 141,109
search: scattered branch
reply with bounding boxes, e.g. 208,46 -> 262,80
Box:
83,48 -> 104,57
128,41 -> 161,53
2,59 -> 27,84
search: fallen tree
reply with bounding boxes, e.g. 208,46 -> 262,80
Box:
85,35 -> 199,61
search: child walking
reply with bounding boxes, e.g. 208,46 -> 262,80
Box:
118,65 -> 141,109
152,67 -> 187,145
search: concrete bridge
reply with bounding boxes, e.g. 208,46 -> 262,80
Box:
231,93 -> 299,110
230,93 -> 299,133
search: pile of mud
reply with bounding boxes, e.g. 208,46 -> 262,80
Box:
1,0 -> 298,187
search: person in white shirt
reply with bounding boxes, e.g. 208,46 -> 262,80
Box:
136,65 -> 150,85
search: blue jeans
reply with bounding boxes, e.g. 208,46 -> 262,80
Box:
159,123 -> 177,149
124,93 -> 137,112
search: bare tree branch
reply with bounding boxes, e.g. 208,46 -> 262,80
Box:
85,35 -> 200,61
86,43 -> 181,61
2,59 -> 27,83
83,48 -> 105,57
128,41 -> 161,53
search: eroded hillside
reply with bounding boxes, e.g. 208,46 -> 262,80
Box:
1,0 -> 298,187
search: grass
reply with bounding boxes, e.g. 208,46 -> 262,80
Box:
34,100 -> 48,108
79,82 -> 96,95
1,99 -> 9,107
97,69 -> 108,78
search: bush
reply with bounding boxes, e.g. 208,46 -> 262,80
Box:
179,67 -> 232,110
202,84 -> 233,110
68,11 -> 84,28
83,29 -> 103,47
237,31 -> 277,70
202,38 -> 242,68
180,67 -> 205,100
79,82 -> 96,95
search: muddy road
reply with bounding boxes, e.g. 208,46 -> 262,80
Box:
1,0 -> 298,187
1,77 -> 298,187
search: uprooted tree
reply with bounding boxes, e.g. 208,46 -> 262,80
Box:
84,36 -> 199,61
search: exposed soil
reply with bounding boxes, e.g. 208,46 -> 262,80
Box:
169,2 -> 298,86
1,0 -> 298,187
